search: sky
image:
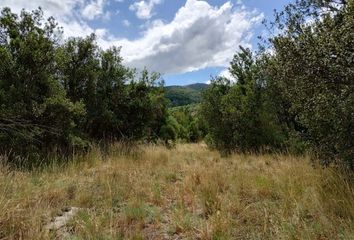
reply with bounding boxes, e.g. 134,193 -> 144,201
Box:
0,0 -> 292,86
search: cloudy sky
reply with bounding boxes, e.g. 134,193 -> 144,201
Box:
0,0 -> 291,85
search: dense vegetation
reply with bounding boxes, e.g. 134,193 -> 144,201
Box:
168,104 -> 206,142
0,0 -> 353,170
201,47 -> 291,155
165,83 -> 208,107
201,0 -> 353,168
0,1 -> 353,238
0,8 -> 168,166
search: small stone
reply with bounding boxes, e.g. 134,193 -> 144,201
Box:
46,207 -> 81,231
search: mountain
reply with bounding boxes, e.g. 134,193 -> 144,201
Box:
185,83 -> 209,91
165,83 -> 209,107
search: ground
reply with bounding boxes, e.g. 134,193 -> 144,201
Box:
0,144 -> 353,239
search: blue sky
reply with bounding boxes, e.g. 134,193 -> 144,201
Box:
1,0 -> 292,85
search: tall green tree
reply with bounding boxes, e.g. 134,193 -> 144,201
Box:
0,8 -> 85,164
267,0 -> 354,168
169,104 -> 205,142
201,47 -> 286,154
0,7 -> 169,165
57,35 -> 167,142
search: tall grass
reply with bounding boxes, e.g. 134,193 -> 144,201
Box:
0,143 -> 353,239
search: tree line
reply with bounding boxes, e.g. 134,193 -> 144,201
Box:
0,7 -> 171,166
0,0 -> 353,169
201,0 -> 353,169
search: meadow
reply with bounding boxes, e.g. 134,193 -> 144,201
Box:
1,144 -> 353,239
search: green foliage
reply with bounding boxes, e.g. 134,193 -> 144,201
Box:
0,7 -> 86,165
201,0 -> 353,168
1,1 -> 352,170
201,47 -> 288,154
0,8 -> 168,165
165,83 -> 208,107
157,103 -> 206,146
168,104 -> 206,142
159,115 -> 178,144
266,0 -> 354,168
57,35 -> 168,142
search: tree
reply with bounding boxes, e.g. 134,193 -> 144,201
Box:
0,7 -> 169,165
159,115 -> 178,146
0,8 -> 85,165
168,104 -> 205,142
267,0 -> 354,168
57,35 -> 168,142
201,47 -> 287,154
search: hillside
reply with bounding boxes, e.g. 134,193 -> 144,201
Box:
1,144 -> 353,239
165,83 -> 208,107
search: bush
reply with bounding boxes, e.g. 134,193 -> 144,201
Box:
200,47 -> 288,154
0,8 -> 169,165
266,0 -> 354,168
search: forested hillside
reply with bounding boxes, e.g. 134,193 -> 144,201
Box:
165,83 -> 208,106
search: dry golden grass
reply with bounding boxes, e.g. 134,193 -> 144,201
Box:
0,143 -> 353,239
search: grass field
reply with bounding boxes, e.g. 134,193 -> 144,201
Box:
0,144 -> 353,239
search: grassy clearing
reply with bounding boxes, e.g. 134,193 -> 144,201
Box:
0,144 -> 353,239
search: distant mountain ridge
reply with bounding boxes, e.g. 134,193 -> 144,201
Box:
165,83 -> 209,107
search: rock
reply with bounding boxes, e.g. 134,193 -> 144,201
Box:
46,207 -> 80,231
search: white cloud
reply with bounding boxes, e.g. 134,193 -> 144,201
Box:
0,0 -> 97,38
129,0 -> 163,19
219,68 -> 232,79
206,68 -> 235,84
122,19 -> 130,27
82,0 -> 107,20
0,0 -> 263,75
95,28 -> 108,38
219,68 -> 237,82
105,0 -> 263,74
102,11 -> 112,21
0,0 -> 82,18
0,0 -> 112,37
